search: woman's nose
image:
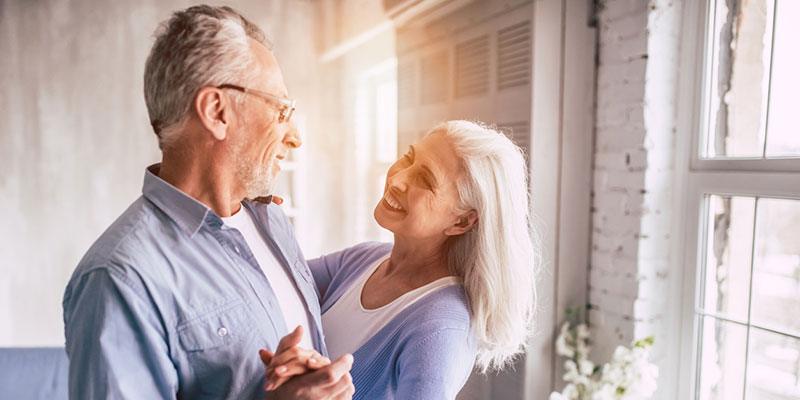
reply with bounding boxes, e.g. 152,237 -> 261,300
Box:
387,168 -> 410,192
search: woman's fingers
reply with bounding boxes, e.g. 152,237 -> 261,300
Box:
306,354 -> 332,369
262,329 -> 334,392
268,346 -> 328,371
331,373 -> 355,400
259,349 -> 274,366
275,325 -> 303,355
264,349 -> 332,390
264,361 -> 310,391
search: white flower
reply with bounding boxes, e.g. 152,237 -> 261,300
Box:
578,359 -> 595,376
555,322 -> 575,358
551,383 -> 581,400
550,311 -> 658,400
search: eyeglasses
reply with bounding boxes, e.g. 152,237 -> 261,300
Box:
217,84 -> 296,123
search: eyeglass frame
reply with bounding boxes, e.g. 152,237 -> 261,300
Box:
217,84 -> 296,123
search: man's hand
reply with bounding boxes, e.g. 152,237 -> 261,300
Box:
268,353 -> 355,400
260,326 -> 355,399
260,326 -> 330,390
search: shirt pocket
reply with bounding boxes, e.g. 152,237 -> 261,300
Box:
177,300 -> 261,398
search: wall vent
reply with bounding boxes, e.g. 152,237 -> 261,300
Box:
499,121 -> 531,157
421,51 -> 449,104
398,61 -> 416,108
455,35 -> 489,98
497,20 -> 531,90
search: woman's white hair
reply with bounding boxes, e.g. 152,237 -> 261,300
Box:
143,5 -> 270,150
434,120 -> 538,373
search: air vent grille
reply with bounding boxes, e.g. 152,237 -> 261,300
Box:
499,121 -> 531,157
421,51 -> 449,104
497,21 -> 531,90
455,35 -> 489,98
398,61 -> 415,108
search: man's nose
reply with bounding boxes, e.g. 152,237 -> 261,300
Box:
283,121 -> 302,149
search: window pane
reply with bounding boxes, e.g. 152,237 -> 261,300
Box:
703,196 -> 755,320
698,316 -> 747,400
705,0 -> 772,158
375,80 -> 398,163
746,328 -> 800,398
273,170 -> 295,209
751,198 -> 800,335
764,0 -> 800,156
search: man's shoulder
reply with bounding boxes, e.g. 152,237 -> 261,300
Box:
71,196 -> 168,281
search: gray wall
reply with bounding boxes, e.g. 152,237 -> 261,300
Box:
0,0 -> 324,346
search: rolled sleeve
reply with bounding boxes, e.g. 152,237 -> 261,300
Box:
63,267 -> 178,399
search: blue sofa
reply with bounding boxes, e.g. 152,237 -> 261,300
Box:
0,347 -> 68,400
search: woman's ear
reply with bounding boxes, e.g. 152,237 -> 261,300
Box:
194,87 -> 231,141
444,209 -> 478,236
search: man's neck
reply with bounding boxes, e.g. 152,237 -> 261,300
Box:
157,155 -> 244,218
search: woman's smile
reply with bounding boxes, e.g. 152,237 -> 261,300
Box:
382,191 -> 405,212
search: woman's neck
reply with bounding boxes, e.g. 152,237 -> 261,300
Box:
360,236 -> 455,309
384,236 -> 453,284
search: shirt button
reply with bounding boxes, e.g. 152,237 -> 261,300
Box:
217,327 -> 228,337
234,246 -> 240,253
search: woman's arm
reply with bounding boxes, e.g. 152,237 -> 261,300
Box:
396,328 -> 476,399
307,242 -> 392,299
306,251 -> 346,299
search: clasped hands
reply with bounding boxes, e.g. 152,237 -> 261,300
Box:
259,326 -> 355,399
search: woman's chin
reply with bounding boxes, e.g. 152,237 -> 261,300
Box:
374,205 -> 399,233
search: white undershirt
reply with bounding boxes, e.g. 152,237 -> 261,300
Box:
322,254 -> 459,360
221,207 -> 314,350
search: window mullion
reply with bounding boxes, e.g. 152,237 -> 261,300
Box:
741,197 -> 759,398
761,0 -> 779,158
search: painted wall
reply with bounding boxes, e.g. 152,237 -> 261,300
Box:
0,0 -> 323,346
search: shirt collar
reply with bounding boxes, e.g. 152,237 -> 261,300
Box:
142,164 -> 213,237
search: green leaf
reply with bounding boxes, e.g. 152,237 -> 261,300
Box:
633,336 -> 655,348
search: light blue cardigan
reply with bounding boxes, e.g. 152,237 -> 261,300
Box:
308,242 -> 477,400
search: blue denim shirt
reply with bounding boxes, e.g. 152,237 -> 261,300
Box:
63,165 -> 325,399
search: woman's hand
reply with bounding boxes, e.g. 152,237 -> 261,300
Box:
259,326 -> 332,391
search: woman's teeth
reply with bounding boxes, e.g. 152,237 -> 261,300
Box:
384,193 -> 405,211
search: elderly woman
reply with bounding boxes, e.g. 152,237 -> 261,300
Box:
262,120 -> 537,399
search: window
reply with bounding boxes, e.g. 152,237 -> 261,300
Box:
680,1 -> 800,399
354,59 -> 398,243
702,0 -> 800,159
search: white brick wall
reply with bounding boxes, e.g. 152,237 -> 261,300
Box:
589,0 -> 681,396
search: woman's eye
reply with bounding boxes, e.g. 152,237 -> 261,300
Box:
419,175 -> 432,189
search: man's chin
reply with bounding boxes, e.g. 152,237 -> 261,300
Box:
243,177 -> 274,200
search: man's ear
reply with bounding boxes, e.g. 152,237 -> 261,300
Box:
194,87 -> 232,141
444,209 -> 478,236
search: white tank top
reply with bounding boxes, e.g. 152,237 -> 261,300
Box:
322,254 -> 459,360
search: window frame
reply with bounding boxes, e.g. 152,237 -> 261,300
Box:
676,0 -> 800,398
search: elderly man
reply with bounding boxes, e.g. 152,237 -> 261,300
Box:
62,5 -> 352,399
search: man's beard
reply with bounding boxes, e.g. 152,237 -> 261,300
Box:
230,141 -> 275,200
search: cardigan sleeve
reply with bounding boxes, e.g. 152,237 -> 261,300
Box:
306,249 -> 345,298
396,327 -> 476,399
307,242 -> 392,299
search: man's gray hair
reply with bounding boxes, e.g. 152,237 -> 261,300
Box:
144,5 -> 271,149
